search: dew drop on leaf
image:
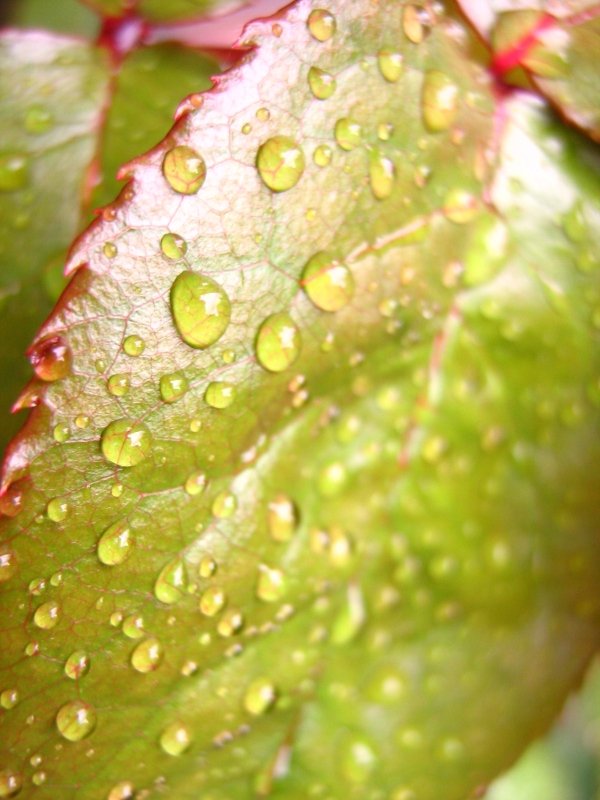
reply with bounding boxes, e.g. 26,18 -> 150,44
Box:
184,470 -> 207,496
307,8 -> 336,41
369,151 -> 396,200
0,545 -> 18,583
102,241 -> 117,259
33,600 -> 60,629
101,419 -> 152,467
162,145 -> 206,195
243,678 -> 277,716
205,381 -> 236,409
123,335 -> 145,357
313,143 -> 333,167
97,519 -> 133,566
53,423 -> 70,442
199,586 -> 226,617
154,558 -> 188,605
334,118 -> 362,150
255,313 -> 301,372
403,4 -> 431,44
55,700 -> 97,741
0,689 -> 18,710
378,50 -> 403,82
444,188 -> 478,223
107,782 -> 135,800
30,336 -> 71,381
0,768 -> 23,798
46,497 -> 68,522
130,638 -> 163,673
301,252 -> 354,311
217,608 -> 244,637
170,271 -> 231,349
0,152 -> 28,192
267,494 -> 298,542
422,70 -> 459,132
308,66 -> 337,99
122,614 -> 145,639
339,737 -> 377,783
198,555 -> 216,577
160,232 -> 187,260
160,722 -> 192,756
160,371 -> 189,403
256,136 -> 305,192
256,564 -> 287,602
107,373 -> 131,397
64,651 -> 90,680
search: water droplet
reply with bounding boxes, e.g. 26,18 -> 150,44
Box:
0,768 -> 23,798
131,637 -> 163,673
256,107 -> 270,121
256,136 -> 305,192
33,600 -> 60,629
307,8 -> 336,41
0,545 -> 18,583
339,737 -> 377,783
422,70 -> 459,132
160,371 -> 189,403
24,105 -> 53,134
64,651 -> 90,680
107,782 -> 135,800
205,381 -> 236,409
162,145 -> 206,194
212,490 -> 237,518
243,678 -> 277,716
160,232 -> 187,260
267,494 -> 298,542
155,558 -> 187,604
30,335 -> 71,381
53,422 -> 70,442
318,462 -> 347,496
217,608 -> 244,637
255,313 -> 301,372
369,151 -> 395,200
0,152 -> 28,192
198,555 -> 216,577
301,252 -> 354,312
75,414 -> 90,429
56,700 -> 97,741
103,241 -> 118,259
334,118 -> 362,150
122,613 -> 145,639
47,496 -> 69,522
199,586 -> 226,616
0,689 -> 18,709
101,418 -> 152,467
25,641 -> 39,657
170,271 -> 231,349
123,335 -> 145,356
308,67 -> 336,99
313,144 -> 332,167
444,189 -> 478,224
160,722 -> 192,756
256,564 -> 287,602
0,486 -> 24,519
185,471 -> 207,496
378,51 -> 403,82
403,4 -> 430,44
97,519 -> 133,566
107,373 -> 130,397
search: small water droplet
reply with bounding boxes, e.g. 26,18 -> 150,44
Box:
170,271 -> 231,349
205,381 -> 236,409
101,418 -> 152,467
30,335 -> 71,381
378,51 -> 403,82
56,700 -> 97,741
160,722 -> 192,756
162,145 -> 206,194
107,781 -> 135,800
369,151 -> 395,200
198,555 -> 216,577
318,462 -> 347,496
301,252 -> 354,311
160,232 -> 187,260
257,136 -> 305,192
217,608 -> 244,637
33,600 -> 60,629
185,471 -> 207,496
160,371 -> 189,403
0,545 -> 18,583
313,144 -> 333,167
0,152 -> 28,192
339,737 -> 377,783
64,651 -> 90,680
107,373 -> 130,397
422,70 -> 459,132
103,241 -> 118,259
75,414 -> 90,429
243,678 -> 277,715
123,335 -> 145,356
403,4 -> 430,44
154,558 -> 187,605
0,768 -> 23,798
255,313 -> 301,372
256,564 -> 287,602
308,66 -> 336,99
25,641 -> 39,657
212,490 -> 237,518
307,8 -> 336,41
444,188 -> 478,223
46,496 -> 68,522
267,494 -> 298,542
53,422 -> 70,442
24,105 -> 53,134
97,519 -> 133,566
122,613 -> 145,639
334,118 -> 361,150
131,637 -> 163,673
199,586 -> 226,616
0,689 -> 18,710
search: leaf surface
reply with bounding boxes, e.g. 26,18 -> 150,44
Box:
0,2 -> 599,799
81,0 -> 251,24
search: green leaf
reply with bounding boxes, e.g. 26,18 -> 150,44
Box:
0,2 -> 599,799
81,0 -> 250,23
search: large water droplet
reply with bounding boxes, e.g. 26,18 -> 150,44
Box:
55,700 -> 97,741
378,51 -> 403,82
307,8 -> 336,41
97,519 -> 133,566
101,419 -> 152,467
205,381 -> 235,409
170,271 -> 231,349
0,768 -> 23,798
301,252 -> 354,311
255,313 -> 301,372
160,232 -> 187,260
154,558 -> 187,604
131,637 -> 163,673
334,118 -> 361,150
160,722 -> 192,756
30,336 -> 71,381
256,565 -> 287,602
257,136 -> 305,192
33,600 -> 60,629
0,545 -> 18,583
64,651 -> 90,680
422,70 -> 459,132
369,151 -> 395,200
160,371 -> 189,403
162,145 -> 206,194
243,678 -> 277,716
267,494 -> 298,542
0,152 -> 28,192
308,67 -> 336,99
